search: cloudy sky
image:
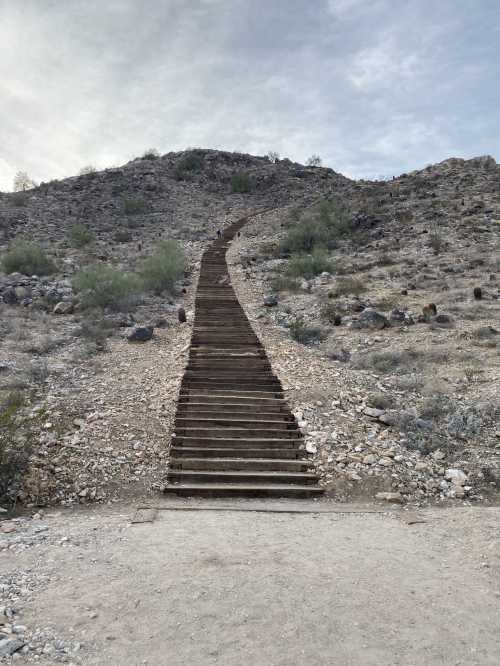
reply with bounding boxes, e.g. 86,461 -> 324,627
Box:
1,0 -> 499,190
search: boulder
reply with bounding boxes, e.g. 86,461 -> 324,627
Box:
431,313 -> 454,328
53,301 -> 74,315
263,294 -> 278,307
127,326 -> 154,342
2,287 -> 18,305
357,308 -> 389,330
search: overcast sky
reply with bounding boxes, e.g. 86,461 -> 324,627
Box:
1,0 -> 499,191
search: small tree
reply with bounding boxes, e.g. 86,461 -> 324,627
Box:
78,165 -> 97,176
306,155 -> 322,167
13,171 -> 37,192
139,240 -> 185,294
267,151 -> 280,164
143,148 -> 160,159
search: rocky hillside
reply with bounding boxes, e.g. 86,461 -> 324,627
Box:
228,154 -> 500,504
0,149 -> 499,508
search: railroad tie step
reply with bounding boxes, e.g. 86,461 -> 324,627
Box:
165,212 -> 324,499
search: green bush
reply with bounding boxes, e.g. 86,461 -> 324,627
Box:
68,223 -> 95,248
123,197 -> 147,215
114,230 -> 133,243
289,317 -> 327,345
330,277 -> 366,297
174,151 -> 205,180
1,240 -> 56,276
73,264 -> 142,311
143,148 -> 160,159
139,240 -> 185,294
0,390 -> 31,504
279,200 -> 352,255
270,275 -> 300,292
231,172 -> 252,193
285,249 -> 334,279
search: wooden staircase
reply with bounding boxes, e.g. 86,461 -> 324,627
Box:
164,216 -> 324,498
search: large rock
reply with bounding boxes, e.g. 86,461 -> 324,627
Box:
357,308 -> 389,330
53,301 -> 74,315
2,287 -> 18,305
127,326 -> 154,342
263,294 -> 278,307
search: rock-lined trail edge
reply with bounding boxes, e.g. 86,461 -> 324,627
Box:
164,214 -> 324,497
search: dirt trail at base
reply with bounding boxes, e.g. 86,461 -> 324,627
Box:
2,502 -> 499,665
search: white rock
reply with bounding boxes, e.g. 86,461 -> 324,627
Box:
305,442 -> 317,454
445,469 -> 467,486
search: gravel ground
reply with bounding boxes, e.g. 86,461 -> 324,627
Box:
1,501 -> 499,665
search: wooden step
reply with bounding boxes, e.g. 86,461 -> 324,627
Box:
163,483 -> 324,498
175,417 -> 298,429
167,469 -> 319,485
173,436 -> 302,448
170,446 -> 299,459
170,458 -> 313,471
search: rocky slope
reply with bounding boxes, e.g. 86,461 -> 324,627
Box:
0,149 -> 499,507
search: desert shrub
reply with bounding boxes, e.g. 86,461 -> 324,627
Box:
0,391 -> 32,504
267,151 -> 280,163
419,394 -> 451,419
367,392 -> 395,410
75,316 -> 116,352
114,230 -> 133,243
143,148 -> 160,159
78,165 -> 97,176
1,240 -> 56,276
320,302 -> 340,323
289,317 -> 327,345
139,240 -> 185,294
428,231 -> 445,254
175,151 -> 205,180
330,277 -> 366,297
306,155 -> 322,167
279,200 -> 352,255
73,264 -> 142,311
231,172 -> 252,193
10,192 -> 28,207
270,275 -> 300,292
68,223 -> 95,248
285,250 -> 334,279
123,197 -> 147,215
354,348 -> 450,375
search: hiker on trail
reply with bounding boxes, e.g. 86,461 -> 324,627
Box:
217,229 -> 221,238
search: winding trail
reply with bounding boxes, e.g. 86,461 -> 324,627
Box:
164,215 -> 323,497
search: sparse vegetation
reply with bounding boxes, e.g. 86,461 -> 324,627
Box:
174,151 -> 205,180
1,240 -> 56,276
75,315 -> 116,352
0,390 -> 31,503
285,249 -> 334,279
13,170 -> 37,191
330,277 -> 366,297
139,240 -> 185,294
267,151 -> 280,163
289,317 -> 327,345
68,223 -> 95,248
73,264 -> 142,311
123,196 -> 147,215
269,275 -> 300,292
114,230 -> 133,243
78,165 -> 97,176
143,148 -> 160,159
306,155 -> 322,167
279,200 -> 352,255
231,172 -> 252,193
428,230 -> 445,254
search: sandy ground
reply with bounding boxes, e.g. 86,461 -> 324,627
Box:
2,500 -> 499,665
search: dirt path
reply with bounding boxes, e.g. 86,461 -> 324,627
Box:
1,501 -> 499,664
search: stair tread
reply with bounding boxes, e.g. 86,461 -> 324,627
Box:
169,469 -> 318,479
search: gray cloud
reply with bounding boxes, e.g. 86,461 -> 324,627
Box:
1,0 -> 499,190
